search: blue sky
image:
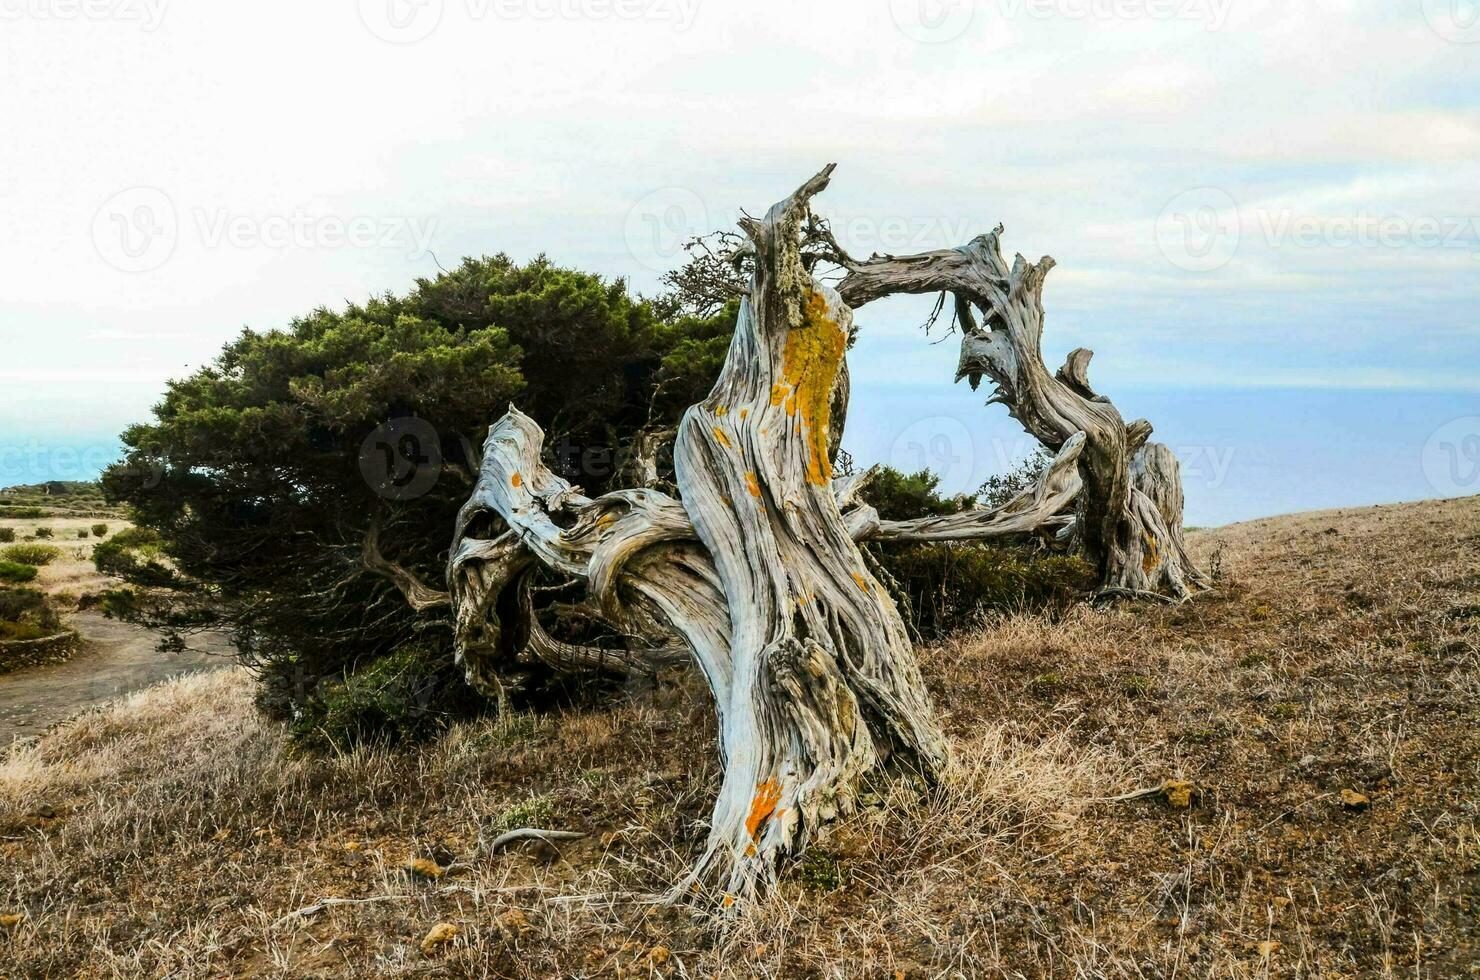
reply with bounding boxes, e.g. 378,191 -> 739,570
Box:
1,0 -> 1476,522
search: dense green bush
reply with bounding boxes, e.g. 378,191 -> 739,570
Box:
91,524 -> 109,538
0,561 -> 38,585
101,255 -> 737,737
2,544 -> 61,567
33,527 -> 53,539
76,529 -> 90,539
0,529 -> 14,544
284,642 -> 486,751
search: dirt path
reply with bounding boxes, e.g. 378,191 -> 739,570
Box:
0,611 -> 233,743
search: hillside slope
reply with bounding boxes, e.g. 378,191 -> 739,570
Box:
1,496 -> 1476,977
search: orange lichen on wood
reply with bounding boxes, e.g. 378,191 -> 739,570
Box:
745,779 -> 783,839
777,288 -> 847,486
510,472 -> 522,488
1142,533 -> 1159,574
713,427 -> 733,449
745,472 -> 762,498
852,572 -> 869,591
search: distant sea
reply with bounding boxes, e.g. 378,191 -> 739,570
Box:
2,387 -> 1475,528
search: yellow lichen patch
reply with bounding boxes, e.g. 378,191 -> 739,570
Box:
595,513 -> 616,531
852,572 -> 870,591
739,408 -> 749,419
778,288 -> 847,485
715,406 -> 728,416
745,472 -> 762,498
712,427 -> 732,449
1142,532 -> 1159,574
745,779 -> 783,839
511,472 -> 522,488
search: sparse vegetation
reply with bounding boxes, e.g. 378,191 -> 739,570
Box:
1,497 -> 1473,975
0,529 -> 13,543
33,527 -> 53,540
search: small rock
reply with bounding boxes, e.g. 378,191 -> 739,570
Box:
420,922 -> 458,954
406,857 -> 445,879
1161,779 -> 1195,808
1298,755 -> 1317,768
1340,788 -> 1370,811
32,803 -> 56,819
498,907 -> 532,939
1257,939 -> 1281,958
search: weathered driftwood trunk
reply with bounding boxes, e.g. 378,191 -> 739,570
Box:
835,228 -> 1207,600
669,166 -> 948,901
434,165 -> 1205,907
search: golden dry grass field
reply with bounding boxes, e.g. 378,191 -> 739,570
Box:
1,496 -> 1476,978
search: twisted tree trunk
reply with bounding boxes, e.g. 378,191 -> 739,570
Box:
439,165 -> 1204,906
667,166 -> 948,901
835,228 -> 1207,599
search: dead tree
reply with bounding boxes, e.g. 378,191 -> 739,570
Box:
440,165 -> 1203,905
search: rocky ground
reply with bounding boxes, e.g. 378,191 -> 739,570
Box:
0,496 -> 1476,977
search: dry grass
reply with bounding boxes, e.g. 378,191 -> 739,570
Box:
1,496 -> 1476,977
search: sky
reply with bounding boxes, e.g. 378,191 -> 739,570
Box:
1,0 -> 1476,523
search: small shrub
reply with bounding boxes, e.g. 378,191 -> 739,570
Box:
0,529 -> 14,543
106,526 -> 163,552
77,529 -> 90,539
286,642 -> 487,751
870,542 -> 1095,641
792,847 -> 846,892
91,523 -> 109,537
0,561 -> 39,585
92,531 -> 178,587
2,543 -> 62,567
34,527 -> 54,539
487,794 -> 558,835
0,587 -> 61,639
